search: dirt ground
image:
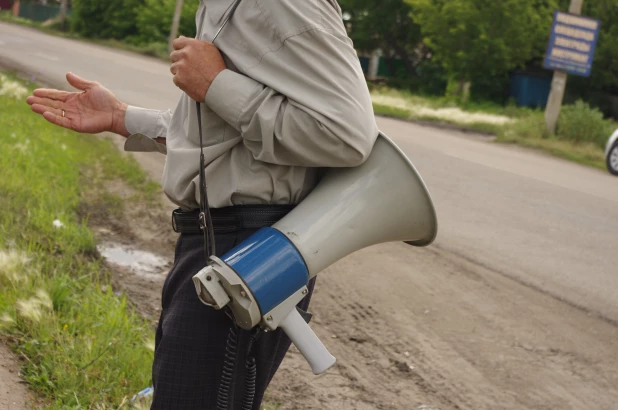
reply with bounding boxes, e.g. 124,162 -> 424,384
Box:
0,341 -> 31,410
88,166 -> 618,410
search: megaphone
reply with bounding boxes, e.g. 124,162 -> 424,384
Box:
193,132 -> 437,374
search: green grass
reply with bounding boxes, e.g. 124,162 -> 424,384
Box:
370,86 -> 517,135
0,12 -> 169,60
0,72 -> 157,408
368,84 -> 532,117
496,112 -> 607,170
373,102 -> 503,134
372,103 -> 412,120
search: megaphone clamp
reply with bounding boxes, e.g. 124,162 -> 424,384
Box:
193,255 -> 311,331
192,133 -> 438,375
193,228 -> 337,375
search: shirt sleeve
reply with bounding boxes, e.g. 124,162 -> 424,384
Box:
204,27 -> 378,168
123,106 -> 171,155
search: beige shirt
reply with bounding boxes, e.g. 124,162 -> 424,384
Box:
124,0 -> 378,210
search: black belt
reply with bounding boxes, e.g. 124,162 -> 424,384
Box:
172,205 -> 296,234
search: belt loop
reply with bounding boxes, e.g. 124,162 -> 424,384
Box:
172,210 -> 179,233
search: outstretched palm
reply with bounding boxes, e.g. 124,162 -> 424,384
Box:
26,73 -> 127,136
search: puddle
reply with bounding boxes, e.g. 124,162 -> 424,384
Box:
97,243 -> 170,278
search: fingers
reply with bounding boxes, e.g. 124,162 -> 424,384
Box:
28,95 -> 70,125
170,49 -> 184,63
32,88 -> 72,101
170,62 -> 180,76
26,96 -> 63,110
66,72 -> 95,91
172,74 -> 181,89
30,103 -> 64,117
42,111 -> 72,130
30,104 -> 68,117
172,36 -> 192,50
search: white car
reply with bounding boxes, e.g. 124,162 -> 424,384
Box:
607,129 -> 618,176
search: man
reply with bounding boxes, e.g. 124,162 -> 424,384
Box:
27,0 -> 378,408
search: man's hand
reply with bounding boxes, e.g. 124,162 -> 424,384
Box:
26,73 -> 129,137
170,36 -> 227,102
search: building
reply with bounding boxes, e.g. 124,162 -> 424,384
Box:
0,0 -> 14,11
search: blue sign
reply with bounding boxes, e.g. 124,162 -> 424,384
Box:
544,11 -> 600,77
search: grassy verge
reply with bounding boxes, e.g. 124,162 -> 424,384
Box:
371,86 -> 613,169
495,111 -> 608,170
370,85 -> 521,134
0,12 -> 169,60
0,72 -> 158,408
373,102 -> 503,134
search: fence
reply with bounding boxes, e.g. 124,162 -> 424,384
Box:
18,2 -> 69,22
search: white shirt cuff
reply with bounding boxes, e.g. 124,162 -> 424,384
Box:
123,106 -> 167,154
124,134 -> 167,154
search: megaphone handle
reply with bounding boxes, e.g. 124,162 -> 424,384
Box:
279,308 -> 336,375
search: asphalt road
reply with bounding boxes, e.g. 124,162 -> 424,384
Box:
2,22 -> 618,409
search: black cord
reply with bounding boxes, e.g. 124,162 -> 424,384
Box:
216,325 -> 263,410
241,328 -> 263,410
217,324 -> 239,410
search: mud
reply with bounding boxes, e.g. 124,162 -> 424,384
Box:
82,178 -> 176,321
97,243 -> 170,280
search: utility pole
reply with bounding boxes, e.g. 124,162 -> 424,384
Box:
58,0 -> 68,27
544,0 -> 584,136
168,0 -> 185,54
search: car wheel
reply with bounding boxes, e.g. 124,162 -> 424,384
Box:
608,141 -> 618,176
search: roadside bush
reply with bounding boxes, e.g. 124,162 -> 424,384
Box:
133,0 -> 199,45
557,100 -> 614,148
71,0 -> 144,40
499,113 -> 545,141
133,41 -> 169,59
386,59 -> 448,97
46,16 -> 71,32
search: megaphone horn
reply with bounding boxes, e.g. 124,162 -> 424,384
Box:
193,132 -> 438,374
275,131 -> 437,274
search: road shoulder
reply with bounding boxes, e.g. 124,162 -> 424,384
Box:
0,341 -> 31,410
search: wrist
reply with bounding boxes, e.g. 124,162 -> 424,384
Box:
112,101 -> 129,137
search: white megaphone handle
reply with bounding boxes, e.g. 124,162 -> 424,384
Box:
279,308 -> 336,375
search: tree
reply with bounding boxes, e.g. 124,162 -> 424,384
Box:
580,0 -> 618,94
407,0 -> 559,101
339,0 -> 425,77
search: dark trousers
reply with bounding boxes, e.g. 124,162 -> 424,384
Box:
152,230 -> 315,410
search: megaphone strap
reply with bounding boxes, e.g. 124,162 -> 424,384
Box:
195,0 -> 244,261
